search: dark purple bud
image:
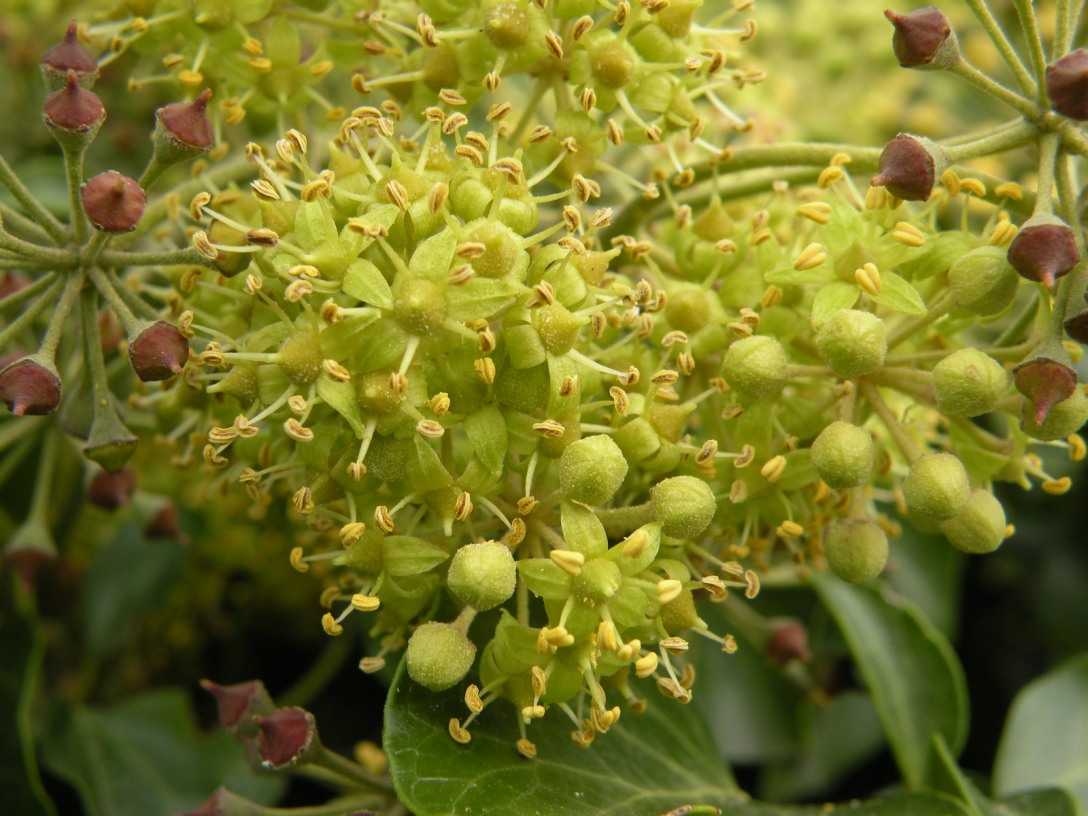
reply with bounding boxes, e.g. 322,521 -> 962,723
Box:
766,619 -> 812,666
4,516 -> 57,591
1007,216 -> 1080,288
253,707 -> 318,769
200,679 -> 274,735
41,21 -> 99,89
145,503 -> 185,541
1046,50 -> 1088,121
43,70 -> 105,133
884,7 -> 959,69
88,468 -> 136,511
1014,354 -> 1078,425
128,321 -> 189,381
871,133 -> 946,201
157,89 -> 214,153
0,357 -> 62,416
1065,307 -> 1088,345
81,171 -> 146,232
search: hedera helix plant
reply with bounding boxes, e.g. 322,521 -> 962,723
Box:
2,1 -> 1088,815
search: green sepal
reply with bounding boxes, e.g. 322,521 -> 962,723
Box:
409,227 -> 457,282
447,277 -> 526,322
490,610 -> 542,675
872,270 -> 927,316
607,522 -> 661,575
503,323 -> 547,369
463,405 -> 507,474
517,559 -> 573,600
812,281 -> 860,328
293,199 -> 338,252
560,500 -> 608,557
315,376 -> 367,437
608,581 -> 653,628
407,436 -> 453,491
342,259 -> 393,308
382,535 -> 449,577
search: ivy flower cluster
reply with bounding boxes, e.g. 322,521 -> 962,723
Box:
3,0 -> 1088,769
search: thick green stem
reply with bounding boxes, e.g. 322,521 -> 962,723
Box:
85,266 -> 139,334
1011,0 -> 1050,103
0,230 -> 73,265
944,118 -> 1037,163
1056,0 -> 1079,56
38,272 -> 85,365
312,745 -> 394,793
859,380 -> 923,464
949,60 -> 1040,118
0,152 -> 67,244
104,269 -> 162,322
964,0 -> 1038,95
1031,132 -> 1061,216
96,246 -> 204,269
0,202 -> 54,245
64,145 -> 90,246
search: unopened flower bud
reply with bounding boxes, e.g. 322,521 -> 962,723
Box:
1046,50 -> 1088,120
933,348 -> 1007,417
810,421 -> 874,488
903,452 -> 970,521
651,475 -> 716,538
447,541 -> 516,611
128,321 -> 189,381
884,7 -> 959,70
145,503 -> 183,541
559,434 -> 628,505
406,622 -> 476,692
824,519 -> 889,583
156,89 -> 214,153
816,309 -> 887,378
0,357 -> 62,416
41,21 -> 99,89
947,245 -> 1019,316
1020,387 -> 1088,441
254,707 -> 318,768
721,335 -> 788,399
1006,215 -> 1080,288
81,171 -> 146,232
88,468 -> 136,511
199,678 -> 274,735
939,489 -> 1006,554
871,134 -> 946,201
43,69 -> 105,135
766,619 -> 812,665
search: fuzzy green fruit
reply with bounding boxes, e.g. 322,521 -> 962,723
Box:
933,348 -> 1007,417
1020,388 -> 1088,441
447,540 -> 517,611
406,622 -> 476,691
816,309 -> 886,378
559,434 -> 628,504
824,519 -> 889,583
939,489 -> 1006,554
651,475 -> 716,538
721,335 -> 788,399
903,452 -> 970,520
947,245 -> 1019,316
810,421 -> 874,488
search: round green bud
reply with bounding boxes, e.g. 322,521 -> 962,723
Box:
947,245 -> 1019,316
939,489 -> 1006,554
721,335 -> 789,400
393,278 -> 448,334
933,348 -> 1007,417
903,452 -> 970,520
447,541 -> 516,611
816,309 -> 887,378
278,331 -> 322,386
810,421 -> 874,488
651,475 -> 716,539
665,284 -> 712,333
484,0 -> 531,48
1020,387 -> 1088,441
559,434 -> 628,504
824,519 -> 889,583
405,622 -> 476,691
590,38 -> 636,88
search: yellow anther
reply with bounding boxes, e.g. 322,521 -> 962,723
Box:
550,549 -> 585,576
940,168 -> 961,196
744,569 -> 761,599
340,522 -> 366,546
635,652 -> 659,678
351,594 -> 381,612
359,657 -> 386,674
321,613 -> 343,636
761,454 -> 787,483
989,219 -> 1018,247
1068,434 -> 1086,462
793,242 -> 827,271
994,182 -> 1024,201
657,578 -> 684,605
891,221 -> 926,247
448,718 -> 472,744
289,547 -> 309,573
777,520 -> 805,539
855,262 -> 882,297
959,178 -> 987,197
660,636 -> 689,654
1042,477 -> 1072,495
797,202 -> 832,224
818,166 -> 845,188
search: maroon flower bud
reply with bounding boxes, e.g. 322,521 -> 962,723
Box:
1014,351 -> 1078,425
156,89 -> 214,153
43,70 -> 105,133
871,133 -> 946,201
128,320 -> 189,381
41,21 -> 99,89
0,357 -> 62,416
145,502 -> 184,541
884,7 -> 959,70
1065,306 -> 1088,345
766,619 -> 812,666
0,272 -> 31,299
4,516 -> 57,591
81,171 -> 146,232
200,679 -> 274,735
253,707 -> 318,769
1046,50 -> 1088,120
1006,215 -> 1080,288
88,468 -> 136,511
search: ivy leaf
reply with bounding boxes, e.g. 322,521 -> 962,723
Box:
813,575 -> 968,790
385,657 -> 741,816
993,653 -> 1088,812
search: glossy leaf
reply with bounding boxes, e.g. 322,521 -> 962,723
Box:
385,657 -> 741,816
993,653 -> 1088,812
813,575 -> 968,789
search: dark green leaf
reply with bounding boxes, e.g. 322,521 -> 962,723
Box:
39,689 -> 283,816
993,653 -> 1088,812
385,656 -> 740,816
0,579 -> 56,816
813,575 -> 968,790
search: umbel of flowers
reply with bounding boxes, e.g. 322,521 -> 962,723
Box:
3,0 -> 1088,761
